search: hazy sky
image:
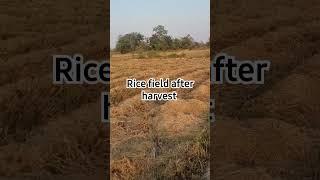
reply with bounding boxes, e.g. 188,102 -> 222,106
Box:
111,0 -> 210,48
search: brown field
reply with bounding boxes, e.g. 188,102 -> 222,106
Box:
110,49 -> 210,179
212,0 -> 320,179
1,0 -> 109,179
3,0 -> 320,179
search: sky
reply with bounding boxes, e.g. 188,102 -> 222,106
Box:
111,0 -> 210,48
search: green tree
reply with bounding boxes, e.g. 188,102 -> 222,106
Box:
172,38 -> 182,49
180,34 -> 194,49
116,32 -> 144,54
153,25 -> 168,37
149,25 -> 173,51
115,25 -> 204,53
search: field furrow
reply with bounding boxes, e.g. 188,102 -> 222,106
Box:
110,49 -> 210,179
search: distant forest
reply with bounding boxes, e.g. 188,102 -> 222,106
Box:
115,25 -> 209,54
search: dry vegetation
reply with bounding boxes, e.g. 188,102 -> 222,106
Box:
110,49 -> 210,179
212,0 -> 320,179
3,0 -> 320,179
1,0 -> 108,179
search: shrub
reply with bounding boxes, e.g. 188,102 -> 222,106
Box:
167,53 -> 186,58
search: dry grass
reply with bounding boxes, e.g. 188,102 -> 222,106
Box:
212,0 -> 320,179
1,0 -> 108,178
110,49 -> 210,179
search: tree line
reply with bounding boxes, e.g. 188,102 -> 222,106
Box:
115,25 -> 209,54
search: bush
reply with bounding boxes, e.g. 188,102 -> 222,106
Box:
116,32 -> 144,54
136,53 -> 146,59
167,53 -> 186,58
115,25 -> 209,54
146,51 -> 161,58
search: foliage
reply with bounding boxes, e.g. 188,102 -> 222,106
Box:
115,25 -> 209,54
116,32 -> 144,54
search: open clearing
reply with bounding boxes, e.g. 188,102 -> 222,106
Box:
110,49 -> 210,179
